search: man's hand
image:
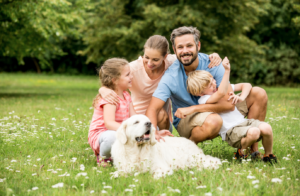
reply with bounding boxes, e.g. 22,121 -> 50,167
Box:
228,92 -> 244,104
174,107 -> 194,119
155,130 -> 174,142
208,53 -> 222,68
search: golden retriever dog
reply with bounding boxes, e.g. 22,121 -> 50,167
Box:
111,115 -> 221,178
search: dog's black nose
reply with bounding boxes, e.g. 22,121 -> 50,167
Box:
145,122 -> 151,127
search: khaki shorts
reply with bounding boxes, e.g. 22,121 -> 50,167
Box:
236,93 -> 248,117
177,112 -> 212,139
177,96 -> 248,140
225,119 -> 263,149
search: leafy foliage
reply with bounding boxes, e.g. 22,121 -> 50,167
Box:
0,0 -> 85,68
292,0 -> 300,27
80,0 -> 269,69
247,0 -> 300,85
0,0 -> 299,85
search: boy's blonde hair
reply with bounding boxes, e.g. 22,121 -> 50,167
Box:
93,58 -> 129,107
186,70 -> 213,96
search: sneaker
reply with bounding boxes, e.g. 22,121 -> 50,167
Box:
234,149 -> 248,160
250,151 -> 262,161
262,154 -> 277,164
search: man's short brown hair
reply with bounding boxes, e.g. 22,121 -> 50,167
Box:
170,26 -> 201,47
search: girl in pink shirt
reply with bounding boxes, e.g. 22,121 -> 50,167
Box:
88,58 -> 136,167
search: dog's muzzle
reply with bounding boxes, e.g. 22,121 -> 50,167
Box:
135,122 -> 151,142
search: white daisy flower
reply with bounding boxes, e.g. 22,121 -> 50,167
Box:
271,178 -> 282,183
52,183 -> 64,188
252,180 -> 259,184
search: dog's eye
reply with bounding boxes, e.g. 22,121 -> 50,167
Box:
134,121 -> 139,124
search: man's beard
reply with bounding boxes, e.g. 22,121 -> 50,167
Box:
176,48 -> 198,66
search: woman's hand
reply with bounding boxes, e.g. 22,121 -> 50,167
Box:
99,87 -> 119,105
208,53 -> 222,68
228,92 -> 244,104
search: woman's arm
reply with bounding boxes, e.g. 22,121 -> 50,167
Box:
208,53 -> 222,68
103,104 -> 121,130
99,87 -> 119,105
129,102 -> 137,117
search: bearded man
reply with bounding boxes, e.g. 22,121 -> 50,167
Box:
146,26 -> 267,155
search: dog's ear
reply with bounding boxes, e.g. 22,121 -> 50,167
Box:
150,125 -> 157,146
116,120 -> 128,144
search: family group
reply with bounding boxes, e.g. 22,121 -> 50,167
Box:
88,26 -> 277,167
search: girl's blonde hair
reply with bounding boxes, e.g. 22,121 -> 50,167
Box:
144,35 -> 170,56
186,70 -> 213,96
93,58 -> 129,107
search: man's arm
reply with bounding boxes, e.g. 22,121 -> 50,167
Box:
195,83 -> 235,112
174,85 -> 235,119
146,97 -> 173,141
145,97 -> 165,132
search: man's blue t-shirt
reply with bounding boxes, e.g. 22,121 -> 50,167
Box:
153,53 -> 225,129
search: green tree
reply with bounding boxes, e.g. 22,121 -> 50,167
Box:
293,0 -> 300,27
80,0 -> 269,79
248,0 -> 300,85
0,0 -> 85,72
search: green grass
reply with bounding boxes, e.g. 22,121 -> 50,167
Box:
0,73 -> 299,196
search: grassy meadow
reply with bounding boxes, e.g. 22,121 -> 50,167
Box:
0,73 -> 299,196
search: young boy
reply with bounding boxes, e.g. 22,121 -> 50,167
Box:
186,57 -> 277,164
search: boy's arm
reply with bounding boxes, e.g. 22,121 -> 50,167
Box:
103,104 -> 121,130
206,57 -> 231,104
228,83 -> 252,104
205,71 -> 230,104
233,83 -> 252,101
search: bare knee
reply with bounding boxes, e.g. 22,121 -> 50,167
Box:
259,123 -> 273,136
252,87 -> 268,104
202,114 -> 222,139
158,108 -> 168,123
157,108 -> 169,130
247,127 -> 260,141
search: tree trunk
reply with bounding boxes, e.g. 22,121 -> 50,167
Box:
32,58 -> 41,74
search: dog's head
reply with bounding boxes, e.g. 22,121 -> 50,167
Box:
116,115 -> 156,146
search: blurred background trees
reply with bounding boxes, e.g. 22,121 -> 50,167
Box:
0,0 -> 299,85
